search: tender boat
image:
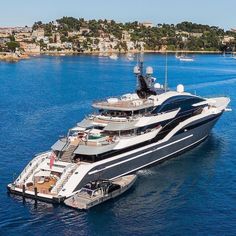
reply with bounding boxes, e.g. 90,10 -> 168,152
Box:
64,175 -> 137,209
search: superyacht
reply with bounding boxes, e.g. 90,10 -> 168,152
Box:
8,59 -> 231,203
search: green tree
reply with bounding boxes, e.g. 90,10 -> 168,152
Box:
6,41 -> 20,52
8,35 -> 15,41
32,21 -> 42,30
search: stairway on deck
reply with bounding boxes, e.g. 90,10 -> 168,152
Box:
51,163 -> 78,194
60,145 -> 77,162
56,171 -> 74,193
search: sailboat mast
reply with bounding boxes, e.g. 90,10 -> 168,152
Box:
164,52 -> 168,92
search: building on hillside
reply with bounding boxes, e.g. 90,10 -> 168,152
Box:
63,42 -> 73,49
141,22 -> 154,28
122,31 -> 131,42
52,33 -> 61,43
222,36 -> 235,44
135,41 -> 145,51
20,42 -> 40,53
13,27 -> 32,33
126,41 -> 135,51
175,31 -> 190,36
79,27 -> 90,35
0,37 -> 10,44
0,32 -> 11,38
0,27 -> 14,34
190,32 -> 203,38
181,36 -> 188,42
0,27 -> 31,34
43,36 -> 49,44
47,42 -> 63,50
78,36 -> 86,43
15,32 -> 32,42
176,31 -> 203,38
52,21 -> 59,27
32,28 -> 45,41
98,39 -> 118,52
68,31 -> 80,37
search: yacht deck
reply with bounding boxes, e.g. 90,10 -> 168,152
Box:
92,98 -> 154,111
27,177 -> 57,195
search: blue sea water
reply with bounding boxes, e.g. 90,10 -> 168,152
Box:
0,54 -> 236,236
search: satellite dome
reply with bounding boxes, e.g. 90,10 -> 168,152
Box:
146,66 -> 153,75
133,66 -> 140,74
177,84 -> 184,93
154,83 -> 161,89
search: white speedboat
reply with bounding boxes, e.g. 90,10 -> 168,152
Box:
109,54 -> 118,60
179,56 -> 194,62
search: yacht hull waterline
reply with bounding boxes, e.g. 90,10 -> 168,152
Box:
7,59 -> 230,203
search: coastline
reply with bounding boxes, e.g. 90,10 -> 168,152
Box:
0,52 -> 29,62
0,49 -> 225,62
40,49 -> 223,55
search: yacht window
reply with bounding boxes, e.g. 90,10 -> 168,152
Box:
153,96 -> 205,114
93,126 -> 104,130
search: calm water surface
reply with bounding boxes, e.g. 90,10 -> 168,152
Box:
0,54 -> 236,235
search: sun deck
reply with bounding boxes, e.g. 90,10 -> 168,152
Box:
92,97 -> 154,111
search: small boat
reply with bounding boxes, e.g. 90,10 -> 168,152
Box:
127,53 -> 135,61
179,55 -> 194,62
98,53 -> 108,58
109,54 -> 118,60
64,174 -> 137,210
175,52 -> 181,59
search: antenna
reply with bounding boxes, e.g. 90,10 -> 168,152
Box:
139,53 -> 144,76
164,52 -> 168,92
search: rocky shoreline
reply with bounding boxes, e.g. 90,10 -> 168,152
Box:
0,52 -> 29,62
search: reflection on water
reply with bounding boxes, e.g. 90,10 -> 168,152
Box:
186,77 -> 236,90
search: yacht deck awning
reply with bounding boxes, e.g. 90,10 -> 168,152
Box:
51,139 -> 67,151
74,143 -> 116,155
77,119 -> 94,128
103,121 -> 137,131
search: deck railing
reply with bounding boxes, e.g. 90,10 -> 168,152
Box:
50,164 -> 77,194
15,151 -> 50,186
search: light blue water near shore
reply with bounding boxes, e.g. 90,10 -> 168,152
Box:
0,54 -> 236,236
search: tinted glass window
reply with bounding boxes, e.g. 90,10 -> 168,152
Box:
154,96 -> 205,113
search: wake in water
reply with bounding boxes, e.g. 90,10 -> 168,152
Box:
185,77 -> 236,90
137,169 -> 157,176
